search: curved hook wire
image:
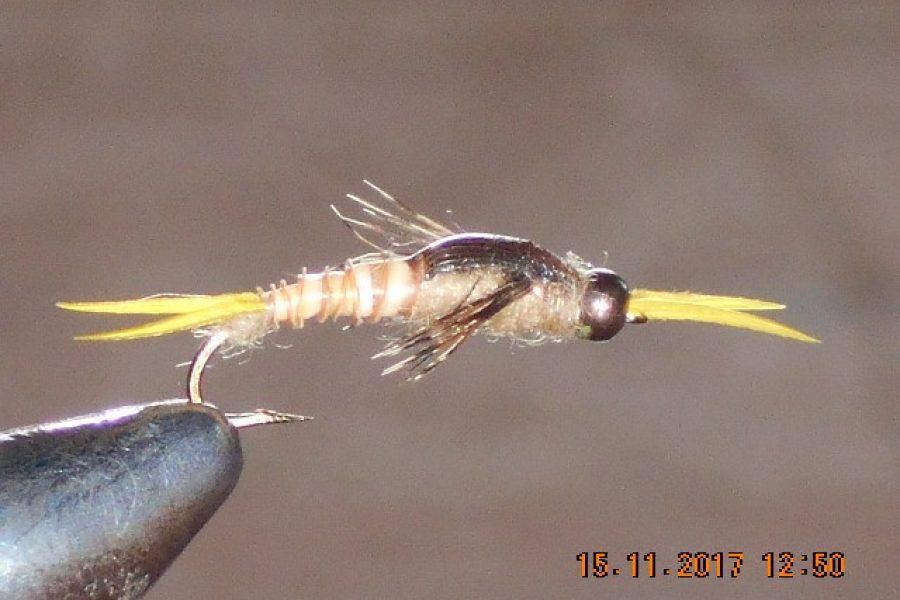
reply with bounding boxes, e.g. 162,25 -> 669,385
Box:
189,330 -> 313,423
188,330 -> 231,404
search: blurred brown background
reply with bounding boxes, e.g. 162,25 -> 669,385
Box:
1,3 -> 897,599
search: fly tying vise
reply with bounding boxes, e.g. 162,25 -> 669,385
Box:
58,182 -> 818,404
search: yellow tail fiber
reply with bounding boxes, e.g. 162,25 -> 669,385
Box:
627,289 -> 819,343
627,290 -> 785,311
57,292 -> 266,341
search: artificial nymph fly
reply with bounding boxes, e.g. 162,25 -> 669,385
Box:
58,182 -> 818,404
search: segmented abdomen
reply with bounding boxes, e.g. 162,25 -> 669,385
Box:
263,257 -> 425,328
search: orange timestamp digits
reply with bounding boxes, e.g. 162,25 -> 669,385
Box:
762,551 -> 846,578
577,552 -> 744,578
577,551 -> 846,579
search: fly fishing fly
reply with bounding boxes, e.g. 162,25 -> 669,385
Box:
58,181 -> 818,404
